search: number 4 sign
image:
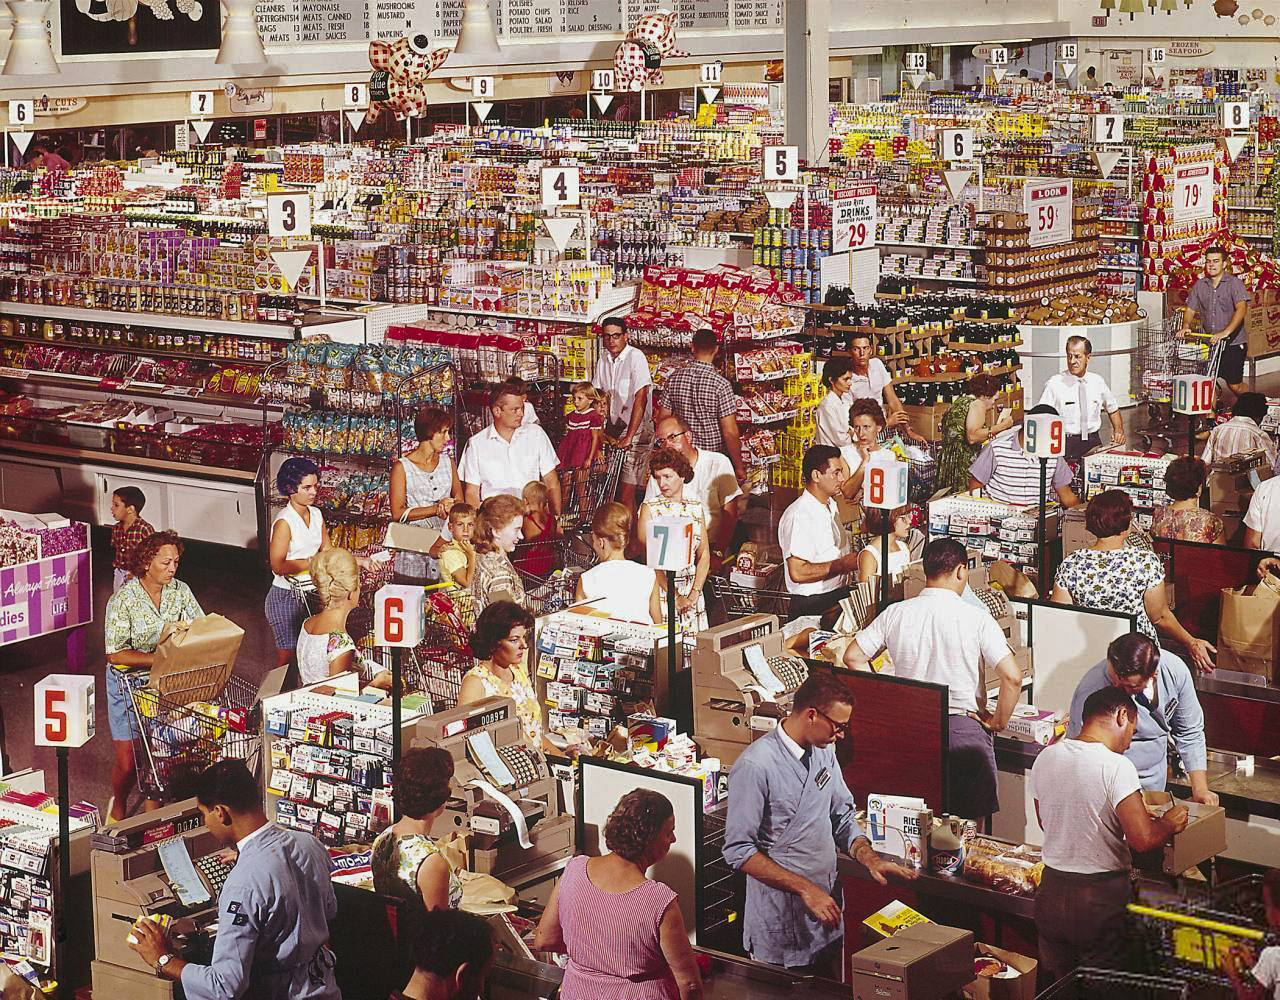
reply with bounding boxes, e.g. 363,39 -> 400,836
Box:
646,516 -> 695,572
267,192 -> 312,238
540,166 -> 580,207
374,585 -> 425,647
34,675 -> 95,748
1172,375 -> 1214,415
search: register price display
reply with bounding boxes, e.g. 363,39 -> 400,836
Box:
832,183 -> 877,254
1023,178 -> 1072,248
1172,162 -> 1213,223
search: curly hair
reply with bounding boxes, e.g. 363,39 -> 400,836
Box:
276,456 -> 319,497
130,529 -> 183,579
591,501 -> 632,553
1163,456 -> 1208,502
470,600 -> 535,661
967,373 -> 1001,399
473,495 -> 526,554
849,397 -> 886,428
393,747 -> 455,820
1085,488 -> 1134,539
413,406 -> 451,444
648,446 -> 694,484
603,788 -> 674,863
310,547 -> 359,610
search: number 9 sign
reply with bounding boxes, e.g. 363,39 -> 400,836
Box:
1171,375 -> 1214,416
864,453 -> 909,509
646,515 -> 695,572
34,674 -> 95,748
1023,413 -> 1065,458
374,585 -> 425,648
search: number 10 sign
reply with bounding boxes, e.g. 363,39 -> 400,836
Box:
1172,375 -> 1214,415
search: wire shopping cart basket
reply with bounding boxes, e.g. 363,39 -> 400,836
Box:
1132,314 -> 1226,407
128,670 -> 262,801
1129,902 -> 1267,990
708,573 -> 794,623
1036,968 -> 1190,999
1210,874 -> 1270,929
559,445 -> 627,538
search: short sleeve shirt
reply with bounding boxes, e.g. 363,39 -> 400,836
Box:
657,360 -> 737,453
1245,477 -> 1280,552
593,343 -> 653,429
458,423 -> 559,499
104,578 -> 204,656
1186,273 -> 1251,345
1054,547 -> 1165,640
1250,945 -> 1280,998
778,490 -> 848,595
848,358 -> 891,401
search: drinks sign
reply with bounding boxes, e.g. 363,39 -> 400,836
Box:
832,183 -> 877,254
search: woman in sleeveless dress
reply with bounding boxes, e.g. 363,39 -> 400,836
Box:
459,600 -> 544,750
576,502 -> 662,623
371,748 -> 463,912
390,406 -> 461,581
636,448 -> 710,632
266,456 -> 330,668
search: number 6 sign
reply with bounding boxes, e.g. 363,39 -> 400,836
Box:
34,674 -> 95,748
646,516 -> 695,572
1023,413 -> 1065,458
864,453 -> 909,509
1171,375 -> 1214,416
374,585 -> 425,647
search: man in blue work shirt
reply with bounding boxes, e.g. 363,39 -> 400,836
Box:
1067,632 -> 1219,806
723,671 -> 916,973
129,760 -> 341,999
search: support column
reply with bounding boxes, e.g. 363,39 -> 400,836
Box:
783,0 -> 830,165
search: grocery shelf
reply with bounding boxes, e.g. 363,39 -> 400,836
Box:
0,332 -> 280,366
0,301 -> 300,341
876,238 -> 984,250
0,365 -> 272,409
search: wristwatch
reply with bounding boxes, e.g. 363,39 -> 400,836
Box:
156,953 -> 175,974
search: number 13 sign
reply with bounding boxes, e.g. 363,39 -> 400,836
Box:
1172,375 -> 1214,415
646,516 -> 695,572
374,585 -> 425,647
34,674 -> 95,748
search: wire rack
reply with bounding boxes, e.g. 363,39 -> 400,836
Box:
707,574 -> 794,622
1036,968 -> 1190,999
1209,874 -> 1270,930
559,446 -> 627,538
1132,314 -> 1222,406
1129,902 -> 1267,990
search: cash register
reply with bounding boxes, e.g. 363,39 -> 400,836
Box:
692,614 -> 809,765
412,696 -> 574,884
90,798 -> 231,999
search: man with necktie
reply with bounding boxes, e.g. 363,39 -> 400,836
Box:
1037,336 -> 1125,461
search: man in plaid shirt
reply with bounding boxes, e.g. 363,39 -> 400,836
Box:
110,486 -> 154,590
655,329 -> 745,480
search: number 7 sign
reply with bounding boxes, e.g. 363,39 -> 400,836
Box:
646,516 -> 695,571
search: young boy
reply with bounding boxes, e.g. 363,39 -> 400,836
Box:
516,481 -> 557,578
110,486 -> 153,590
1228,868 -> 1280,999
438,504 -> 477,588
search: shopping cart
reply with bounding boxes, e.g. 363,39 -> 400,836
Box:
1131,313 -> 1227,450
401,584 -> 476,713
559,445 -> 627,538
128,669 -> 262,801
1036,968 -> 1190,999
1210,874 -> 1271,929
1129,901 -> 1267,991
707,573 -> 794,623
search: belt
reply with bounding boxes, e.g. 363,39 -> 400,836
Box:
1043,866 -> 1130,884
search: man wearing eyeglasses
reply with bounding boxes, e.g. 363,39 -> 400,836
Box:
843,538 -> 1022,823
593,316 -> 653,513
644,414 -> 742,558
724,671 -> 916,974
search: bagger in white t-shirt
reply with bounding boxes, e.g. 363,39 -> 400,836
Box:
1249,945 -> 1280,999
1245,477 -> 1280,552
1029,738 -> 1142,874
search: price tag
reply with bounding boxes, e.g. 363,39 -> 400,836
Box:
940,128 -> 974,161
1060,42 -> 1078,61
1222,101 -> 1249,131
1147,46 -> 1166,64
189,90 -> 214,117
471,75 -> 494,99
1172,162 -> 1212,223
864,454 -> 909,509
34,675 -> 95,748
646,516 -> 695,572
344,82 -> 368,108
1171,374 -> 1215,415
1093,114 -> 1125,143
1024,178 -> 1072,248
8,100 -> 32,127
905,51 -> 927,72
266,192 -> 312,238
374,585 -> 425,647
592,68 -> 614,91
990,47 -> 1008,66
762,144 -> 798,181
540,166 -> 580,207
832,183 -> 877,253
1023,413 -> 1065,458
700,61 -> 722,85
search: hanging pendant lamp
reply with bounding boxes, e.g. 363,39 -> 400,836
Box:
453,0 -> 501,60
3,0 -> 57,75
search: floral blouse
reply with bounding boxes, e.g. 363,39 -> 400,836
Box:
1150,505 -> 1223,544
370,830 -> 462,909
471,550 -> 526,614
1054,547 -> 1166,641
462,660 -> 543,748
104,577 -> 204,662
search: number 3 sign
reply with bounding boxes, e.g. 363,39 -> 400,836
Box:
374,585 -> 425,647
864,453 -> 909,509
646,516 -> 695,572
267,192 -> 312,239
1023,413 -> 1065,457
34,674 -> 95,748
1172,375 -> 1214,415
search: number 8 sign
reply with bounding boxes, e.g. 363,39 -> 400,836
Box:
865,454 -> 909,509
1024,413 -> 1065,458
374,585 -> 425,647
1171,375 -> 1214,416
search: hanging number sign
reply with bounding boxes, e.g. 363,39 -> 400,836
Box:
471,76 -> 494,99
646,516 -> 695,572
189,90 -> 214,117
1171,375 -> 1215,416
267,192 -> 312,238
990,47 -> 1008,65
541,166 -> 580,207
905,51 -> 927,72
762,145 -> 798,181
1023,413 -> 1065,458
344,83 -> 368,108
1147,46 -> 1166,64
700,62 -> 723,85
1060,42 -> 1078,61
865,454 -> 909,509
8,100 -> 32,127
1093,114 -> 1124,143
940,128 -> 974,161
592,69 -> 614,91
34,675 -> 95,748
1222,101 -> 1249,131
374,585 -> 426,647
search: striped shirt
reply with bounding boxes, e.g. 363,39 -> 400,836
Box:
970,429 -> 1072,505
556,854 -> 679,1000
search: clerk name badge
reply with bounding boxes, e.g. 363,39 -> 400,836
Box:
815,767 -> 831,789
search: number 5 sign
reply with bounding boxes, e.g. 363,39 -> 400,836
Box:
1172,375 -> 1215,415
762,145 -> 798,181
1023,413 -> 1065,457
646,516 -> 695,572
267,192 -> 312,238
374,585 -> 425,647
34,675 -> 95,748
864,453 -> 909,509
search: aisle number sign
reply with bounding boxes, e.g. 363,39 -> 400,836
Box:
374,585 -> 425,647
762,145 -> 798,181
940,129 -> 974,161
1148,46 -> 1166,64
990,47 -> 1008,65
541,166 -> 580,207
344,83 -> 368,108
832,183 -> 877,254
1059,43 -> 1077,61
1023,413 -> 1065,458
1093,114 -> 1124,143
1172,162 -> 1212,223
592,69 -> 614,91
864,454 -> 909,509
267,192 -> 312,238
1024,178 -> 1072,247
34,674 -> 94,748
646,516 -> 695,572
1222,101 -> 1249,131
905,51 -> 927,72
700,62 -> 722,85
8,100 -> 32,127
471,76 -> 494,99
189,90 -> 214,117
1172,375 -> 1215,415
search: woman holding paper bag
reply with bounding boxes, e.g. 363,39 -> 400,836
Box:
266,457 -> 331,669
636,448 -> 710,632
103,530 -> 203,822
389,406 -> 461,582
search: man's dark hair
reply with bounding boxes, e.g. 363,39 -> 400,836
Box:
193,761 -> 261,813
848,330 -> 875,346
923,538 -> 967,580
1233,391 -> 1268,424
793,670 -> 853,715
1066,335 -> 1093,356
403,903 -> 494,979
691,328 -> 718,355
802,444 -> 841,485
1081,685 -> 1138,724
1205,246 -> 1228,260
489,377 -> 527,409
600,316 -> 627,335
113,485 -> 146,514
1107,632 -> 1161,680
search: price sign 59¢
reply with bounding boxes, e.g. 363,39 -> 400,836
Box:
374,585 -> 425,647
1024,178 -> 1072,248
1023,413 -> 1065,458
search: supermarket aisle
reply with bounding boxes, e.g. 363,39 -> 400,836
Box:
0,531 -> 275,814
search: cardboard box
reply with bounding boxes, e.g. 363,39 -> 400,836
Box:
963,943 -> 1038,1000
1001,704 -> 1058,745
1246,288 -> 1280,359
383,521 -> 442,553
852,923 -> 975,1000
150,613 -> 244,701
1139,790 -> 1227,874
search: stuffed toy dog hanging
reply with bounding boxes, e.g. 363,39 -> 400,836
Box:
368,33 -> 451,121
613,8 -> 688,92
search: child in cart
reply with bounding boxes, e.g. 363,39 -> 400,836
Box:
1227,868 -> 1280,999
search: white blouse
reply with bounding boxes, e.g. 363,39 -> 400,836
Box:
578,559 -> 658,622
816,390 -> 854,447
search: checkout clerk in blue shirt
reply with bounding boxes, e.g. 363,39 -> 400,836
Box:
1067,632 -> 1220,807
130,760 -> 341,1000
723,671 -> 916,972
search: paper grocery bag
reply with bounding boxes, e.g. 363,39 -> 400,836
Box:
383,521 -> 442,554
1217,585 -> 1280,682
150,614 -> 245,703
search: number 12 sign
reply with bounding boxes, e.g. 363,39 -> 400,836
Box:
832,183 -> 877,254
1171,375 -> 1214,415
1023,178 -> 1072,248
34,674 -> 95,748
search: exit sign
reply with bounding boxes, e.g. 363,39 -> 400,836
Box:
1092,14 -> 1107,25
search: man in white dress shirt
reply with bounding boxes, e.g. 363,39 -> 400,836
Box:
646,414 -> 743,557
459,382 -> 561,515
1037,336 -> 1125,460
593,316 -> 653,513
778,445 -> 860,618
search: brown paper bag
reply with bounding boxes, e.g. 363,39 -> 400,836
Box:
150,613 -> 245,702
1218,584 -> 1280,681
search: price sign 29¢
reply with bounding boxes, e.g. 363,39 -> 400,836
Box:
832,183 -> 877,254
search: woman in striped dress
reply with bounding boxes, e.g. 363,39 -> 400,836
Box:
535,789 -> 704,1000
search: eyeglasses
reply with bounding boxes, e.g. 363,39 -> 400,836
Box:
813,707 -> 848,736
659,430 -> 690,444
601,332 -> 626,341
